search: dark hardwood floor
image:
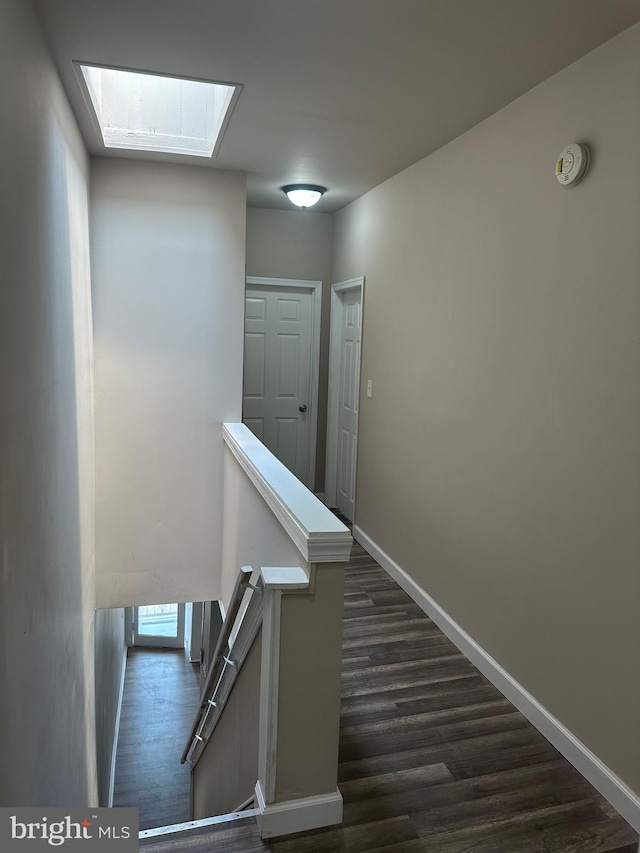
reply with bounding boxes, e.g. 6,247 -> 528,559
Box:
139,542 -> 638,852
113,646 -> 201,831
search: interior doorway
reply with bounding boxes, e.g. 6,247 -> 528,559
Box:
325,277 -> 364,523
243,276 -> 321,489
132,603 -> 185,648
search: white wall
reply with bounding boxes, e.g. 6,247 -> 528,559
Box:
91,161 -> 246,609
246,208 -> 333,490
333,24 -> 640,797
0,0 -> 97,806
221,445 -> 308,607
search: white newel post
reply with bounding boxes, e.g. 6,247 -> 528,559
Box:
257,567 -> 310,807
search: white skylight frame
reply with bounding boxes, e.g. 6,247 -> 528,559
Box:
74,62 -> 242,158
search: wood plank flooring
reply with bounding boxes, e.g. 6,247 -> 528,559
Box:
113,647 -> 201,831
139,543 -> 638,852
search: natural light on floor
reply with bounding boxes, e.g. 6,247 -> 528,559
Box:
78,63 -> 239,157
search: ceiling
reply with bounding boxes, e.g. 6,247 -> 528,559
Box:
35,0 -> 640,213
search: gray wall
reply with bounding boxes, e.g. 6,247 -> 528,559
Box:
91,160 -> 246,609
333,24 -> 640,796
94,609 -> 126,806
246,208 -> 334,491
0,0 -> 97,806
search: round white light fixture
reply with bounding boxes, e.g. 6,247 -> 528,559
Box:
282,184 -> 326,209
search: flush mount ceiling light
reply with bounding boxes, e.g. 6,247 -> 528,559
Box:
282,184 -> 326,209
74,62 -> 241,158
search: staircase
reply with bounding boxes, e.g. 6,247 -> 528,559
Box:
169,423 -> 351,839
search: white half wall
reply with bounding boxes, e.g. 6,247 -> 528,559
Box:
91,160 -> 246,608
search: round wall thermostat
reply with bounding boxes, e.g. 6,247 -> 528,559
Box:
556,143 -> 590,187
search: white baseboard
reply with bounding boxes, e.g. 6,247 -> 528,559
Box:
108,644 -> 128,808
254,781 -> 343,839
353,525 -> 640,834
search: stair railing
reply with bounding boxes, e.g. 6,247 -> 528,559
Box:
181,565 -> 263,767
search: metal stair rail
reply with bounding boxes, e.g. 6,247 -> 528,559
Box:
182,565 -> 263,767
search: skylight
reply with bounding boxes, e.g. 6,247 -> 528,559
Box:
78,64 -> 239,157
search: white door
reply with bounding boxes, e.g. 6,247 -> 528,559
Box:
243,283 -> 316,485
326,279 -> 363,522
132,603 -> 185,648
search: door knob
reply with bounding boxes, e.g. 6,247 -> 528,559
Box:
299,404 -> 307,413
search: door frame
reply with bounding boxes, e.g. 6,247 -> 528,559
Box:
132,603 -> 186,648
325,276 -> 365,513
245,276 -> 322,491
